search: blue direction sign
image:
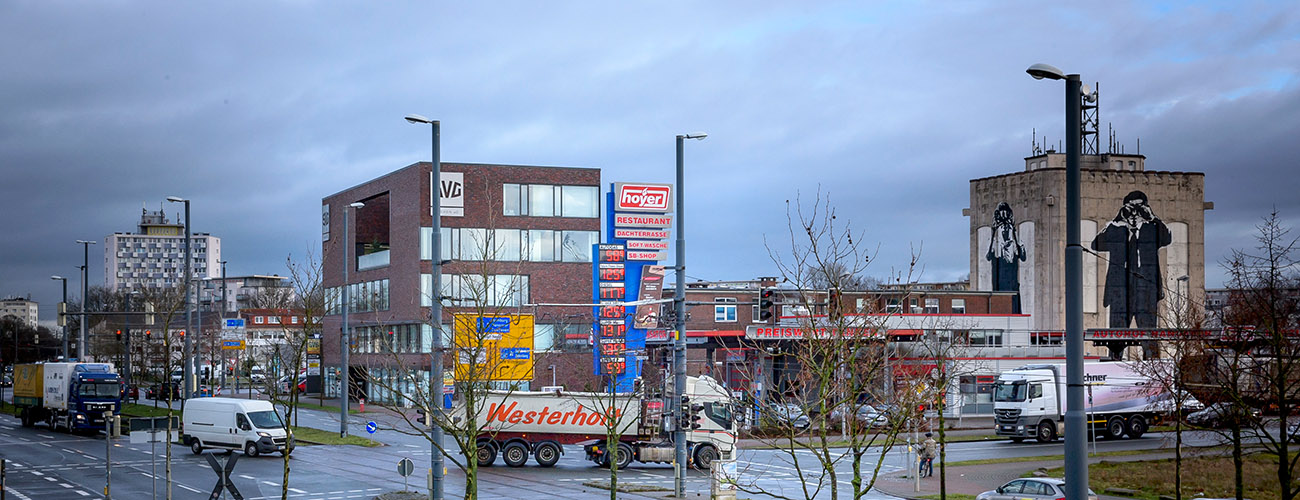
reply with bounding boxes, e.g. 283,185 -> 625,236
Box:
365,421 -> 378,434
224,318 -> 246,329
476,317 -> 511,333
500,347 -> 531,360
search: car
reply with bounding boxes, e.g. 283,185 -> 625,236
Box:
976,478 -> 1098,500
121,383 -> 140,401
1187,402 -> 1261,428
1289,421 -> 1300,443
829,404 -> 890,427
768,403 -> 811,430
182,397 -> 292,457
1,374 -> 11,387
146,383 -> 183,400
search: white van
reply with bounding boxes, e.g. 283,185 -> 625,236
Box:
182,397 -> 292,457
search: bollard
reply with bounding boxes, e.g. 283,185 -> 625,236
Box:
360,398 -> 365,412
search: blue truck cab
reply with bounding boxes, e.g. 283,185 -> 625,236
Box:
66,367 -> 123,431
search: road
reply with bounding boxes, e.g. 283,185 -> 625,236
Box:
0,389 -> 1243,500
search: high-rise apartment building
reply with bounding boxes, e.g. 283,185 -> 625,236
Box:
104,204 -> 222,291
0,297 -> 39,327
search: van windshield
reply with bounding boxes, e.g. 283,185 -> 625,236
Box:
994,382 -> 1027,402
247,410 -> 283,429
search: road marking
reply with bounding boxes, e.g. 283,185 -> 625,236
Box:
2,486 -> 34,500
43,476 -> 57,482
262,481 -> 280,486
38,442 -> 51,447
29,471 -> 43,476
59,483 -> 74,488
176,483 -> 202,493
289,487 -> 308,493
75,491 -> 91,497
240,474 -> 256,480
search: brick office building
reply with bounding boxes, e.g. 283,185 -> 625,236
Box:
321,162 -> 600,403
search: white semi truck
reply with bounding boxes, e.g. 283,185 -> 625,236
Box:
455,375 -> 736,470
993,361 -> 1173,443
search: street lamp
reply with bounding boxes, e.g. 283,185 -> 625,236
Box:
673,131 -> 706,498
1027,62 -> 1085,500
51,276 -> 68,359
167,196 -> 192,401
75,240 -> 96,360
405,112 -> 445,500
340,201 -> 364,438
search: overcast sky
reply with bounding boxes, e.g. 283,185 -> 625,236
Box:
3,1 -> 1297,322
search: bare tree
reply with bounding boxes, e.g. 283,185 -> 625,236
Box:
730,190 -> 917,500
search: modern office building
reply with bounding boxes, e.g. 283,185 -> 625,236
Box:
321,162 -> 600,403
104,204 -> 222,291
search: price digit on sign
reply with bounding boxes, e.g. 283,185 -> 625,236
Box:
600,248 -> 625,263
602,360 -> 626,374
599,306 -> 625,319
599,287 -> 626,300
600,342 -> 626,356
599,267 -> 625,281
599,323 -> 626,338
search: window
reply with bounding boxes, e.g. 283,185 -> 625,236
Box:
460,228 -> 488,261
560,231 -> 597,262
442,274 -> 530,307
886,299 -> 901,313
1031,331 -> 1064,345
714,298 -> 737,323
909,298 -> 920,313
355,193 -> 391,271
254,316 -> 264,325
560,186 -> 599,217
493,229 -> 521,261
503,184 -> 522,216
752,305 -> 763,323
528,185 -> 555,217
528,229 -> 555,262
269,316 -> 280,324
924,298 -> 939,314
969,329 -> 1003,346
1029,384 -> 1043,400
951,299 -> 966,314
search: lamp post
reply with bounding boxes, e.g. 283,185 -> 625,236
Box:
1027,62 -> 1086,500
75,240 -> 96,360
405,113 -> 444,500
51,276 -> 68,360
673,132 -> 706,498
166,196 -> 192,401
340,201 -> 364,438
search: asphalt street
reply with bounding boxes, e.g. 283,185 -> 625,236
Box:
0,387 -> 1236,500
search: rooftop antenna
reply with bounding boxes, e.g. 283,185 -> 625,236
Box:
1081,81 -> 1100,155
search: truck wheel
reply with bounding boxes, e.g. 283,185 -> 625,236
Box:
502,442 -> 529,467
190,439 -> 204,455
475,441 -> 497,467
1127,415 -> 1148,439
1106,416 -> 1126,440
244,441 -> 260,457
613,443 -> 634,470
1035,421 -> 1056,443
534,442 -> 561,467
692,444 -> 719,470
19,410 -> 32,428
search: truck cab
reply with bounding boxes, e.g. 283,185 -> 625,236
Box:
67,370 -> 123,431
993,368 -> 1060,442
683,375 -> 738,462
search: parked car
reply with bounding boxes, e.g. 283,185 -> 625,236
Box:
278,373 -> 307,393
829,404 -> 889,427
121,383 -> 140,401
1,374 -> 11,387
249,366 -> 266,384
977,478 -> 1098,500
1187,402 -> 1261,428
146,383 -> 183,400
767,403 -> 810,430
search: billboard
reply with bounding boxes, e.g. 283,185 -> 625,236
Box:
453,313 -> 534,381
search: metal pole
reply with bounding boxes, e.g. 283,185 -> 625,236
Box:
60,278 -> 69,359
1063,73 -> 1087,500
77,240 -> 95,360
125,293 -> 133,392
105,411 -> 112,499
181,201 -> 192,403
429,119 -> 445,500
673,134 -> 688,497
341,206 -> 351,438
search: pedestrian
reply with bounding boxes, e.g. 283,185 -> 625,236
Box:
920,432 -> 938,477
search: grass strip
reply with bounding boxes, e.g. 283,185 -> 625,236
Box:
1039,452 -> 1283,500
919,494 -> 977,500
581,480 -> 673,493
289,426 -> 382,447
947,447 -> 1160,467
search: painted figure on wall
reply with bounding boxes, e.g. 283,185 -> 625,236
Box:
1091,190 -> 1172,328
986,202 -> 1026,313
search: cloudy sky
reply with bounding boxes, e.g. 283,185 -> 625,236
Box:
3,1 -> 1297,322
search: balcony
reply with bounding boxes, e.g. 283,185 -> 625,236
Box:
357,250 -> 390,271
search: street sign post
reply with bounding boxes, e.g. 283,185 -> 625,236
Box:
204,453 -> 243,500
129,416 -> 177,500
365,421 -> 378,434
397,457 -> 415,491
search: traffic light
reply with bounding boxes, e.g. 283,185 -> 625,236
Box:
416,407 -> 432,426
115,330 -> 123,342
758,288 -> 775,323
145,329 -> 152,338
827,288 -> 842,322
688,403 -> 705,430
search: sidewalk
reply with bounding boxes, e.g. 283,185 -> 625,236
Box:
872,450 -> 1179,500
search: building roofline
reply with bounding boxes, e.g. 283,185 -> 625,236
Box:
970,167 -> 1205,184
324,161 -> 601,200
